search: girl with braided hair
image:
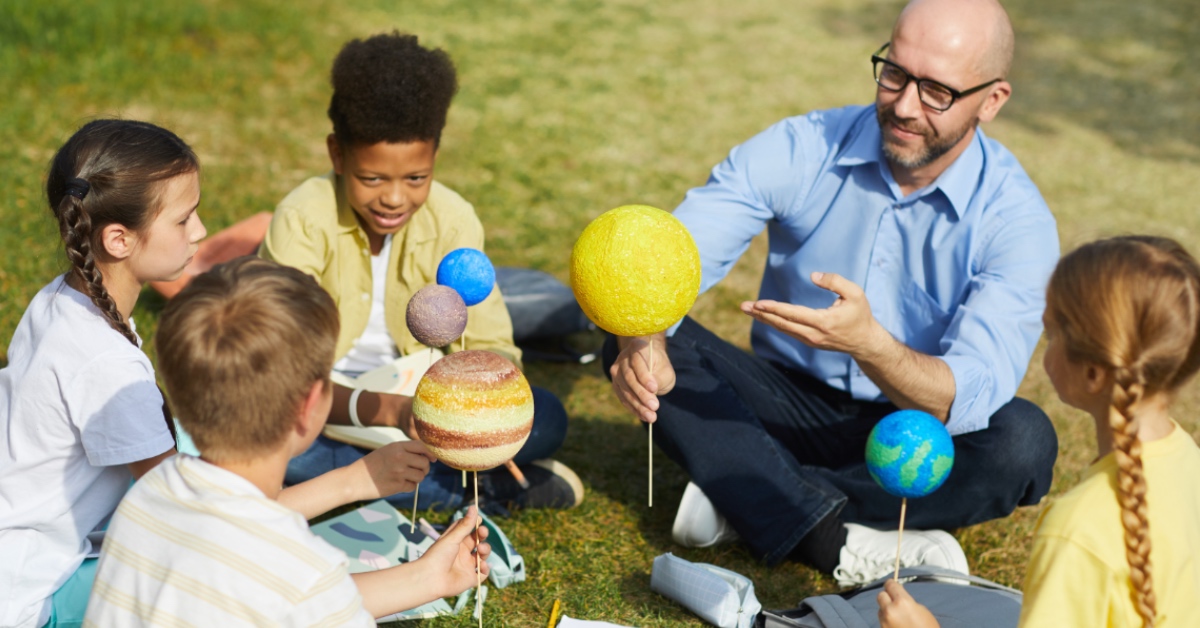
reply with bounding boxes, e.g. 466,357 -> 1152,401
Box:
0,119 -> 205,628
1017,235 -> 1200,626
879,235 -> 1200,627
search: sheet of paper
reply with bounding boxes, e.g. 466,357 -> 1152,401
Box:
354,346 -> 443,395
557,616 -> 636,628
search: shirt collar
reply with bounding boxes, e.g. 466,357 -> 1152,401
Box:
834,108 -> 985,219
932,129 -> 984,219
333,173 -> 361,235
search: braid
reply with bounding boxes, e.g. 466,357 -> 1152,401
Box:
46,120 -> 199,446
61,194 -> 177,441
1109,367 -> 1157,627
56,191 -> 139,347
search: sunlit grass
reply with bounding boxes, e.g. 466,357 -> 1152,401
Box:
2,0 -> 1198,625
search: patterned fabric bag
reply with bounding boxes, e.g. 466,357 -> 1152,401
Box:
311,500 -> 526,621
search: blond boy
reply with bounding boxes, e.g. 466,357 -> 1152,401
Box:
85,257 -> 489,626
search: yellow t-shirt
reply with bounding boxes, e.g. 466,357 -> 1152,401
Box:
260,173 -> 521,369
1020,421 -> 1200,627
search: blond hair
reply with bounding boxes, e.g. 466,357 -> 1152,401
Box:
1045,236 -> 1200,627
156,257 -> 339,461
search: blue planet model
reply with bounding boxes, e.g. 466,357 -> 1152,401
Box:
436,248 -> 495,306
865,409 -> 955,499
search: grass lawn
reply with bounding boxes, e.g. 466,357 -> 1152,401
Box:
2,0 -> 1198,625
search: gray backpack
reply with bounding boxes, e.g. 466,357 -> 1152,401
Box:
757,566 -> 1022,628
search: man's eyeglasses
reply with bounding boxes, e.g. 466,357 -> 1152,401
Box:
870,43 -> 1001,112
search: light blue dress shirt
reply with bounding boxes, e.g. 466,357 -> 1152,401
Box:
673,105 -> 1059,435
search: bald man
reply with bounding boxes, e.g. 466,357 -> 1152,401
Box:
604,0 -> 1059,584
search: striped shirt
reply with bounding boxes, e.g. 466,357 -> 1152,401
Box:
85,455 -> 374,627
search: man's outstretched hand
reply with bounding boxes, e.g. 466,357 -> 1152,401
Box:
740,271 -> 888,357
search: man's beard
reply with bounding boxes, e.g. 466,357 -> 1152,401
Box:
877,105 -> 977,170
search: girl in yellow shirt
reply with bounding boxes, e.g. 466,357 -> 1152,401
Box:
880,235 -> 1200,627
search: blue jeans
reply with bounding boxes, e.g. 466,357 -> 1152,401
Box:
285,386 -> 568,511
602,318 -> 1056,565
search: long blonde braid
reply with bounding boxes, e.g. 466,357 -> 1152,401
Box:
1109,366 -> 1156,626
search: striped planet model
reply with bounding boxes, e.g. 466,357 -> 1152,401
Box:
412,350 -> 534,471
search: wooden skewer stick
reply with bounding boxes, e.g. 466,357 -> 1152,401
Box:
410,486 -> 419,533
648,340 -> 654,508
412,348 -> 437,533
475,470 -> 483,628
504,460 -> 529,489
461,336 -> 469,490
894,497 -> 908,581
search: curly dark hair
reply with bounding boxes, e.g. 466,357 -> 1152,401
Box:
328,31 -> 458,146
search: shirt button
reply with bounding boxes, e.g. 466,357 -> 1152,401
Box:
361,293 -> 370,301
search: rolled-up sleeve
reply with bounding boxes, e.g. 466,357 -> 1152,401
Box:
940,201 -> 1059,435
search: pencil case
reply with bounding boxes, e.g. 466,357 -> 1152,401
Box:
651,552 -> 761,628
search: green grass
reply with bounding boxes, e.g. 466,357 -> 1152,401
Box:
2,0 -> 1199,625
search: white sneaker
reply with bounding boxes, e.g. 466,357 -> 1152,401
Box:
832,523 -> 969,587
671,482 -> 739,548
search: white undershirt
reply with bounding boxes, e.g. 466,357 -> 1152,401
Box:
332,234 -> 399,376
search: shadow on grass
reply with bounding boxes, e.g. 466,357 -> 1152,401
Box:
521,327 -> 844,612
815,0 -> 1200,162
553,405 -> 842,609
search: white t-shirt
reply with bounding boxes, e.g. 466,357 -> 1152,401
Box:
0,275 -> 174,628
86,455 -> 375,627
333,234 -> 398,376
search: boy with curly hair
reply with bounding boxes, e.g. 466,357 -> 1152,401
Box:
260,32 -> 581,512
